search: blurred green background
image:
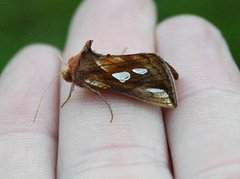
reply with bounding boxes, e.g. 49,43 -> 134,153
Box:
0,0 -> 239,72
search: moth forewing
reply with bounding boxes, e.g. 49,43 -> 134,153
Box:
92,52 -> 178,108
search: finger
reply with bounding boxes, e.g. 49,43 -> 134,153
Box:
58,0 -> 173,178
156,15 -> 240,178
0,45 -> 60,179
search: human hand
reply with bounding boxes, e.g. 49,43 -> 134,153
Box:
1,0 -> 240,178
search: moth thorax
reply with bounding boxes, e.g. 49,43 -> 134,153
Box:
62,66 -> 72,82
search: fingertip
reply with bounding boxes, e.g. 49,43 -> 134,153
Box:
1,44 -> 61,81
156,14 -> 240,97
64,0 -> 156,57
156,14 -> 236,66
157,15 -> 222,38
0,44 -> 61,123
1,44 -> 62,90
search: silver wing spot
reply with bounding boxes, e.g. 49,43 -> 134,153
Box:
146,88 -> 169,98
84,79 -> 110,89
132,68 -> 148,75
112,71 -> 131,83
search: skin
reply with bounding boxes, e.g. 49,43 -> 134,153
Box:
0,0 -> 240,178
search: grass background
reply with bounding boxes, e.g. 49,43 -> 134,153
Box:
0,0 -> 239,72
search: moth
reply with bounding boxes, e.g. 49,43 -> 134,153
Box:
61,40 -> 178,122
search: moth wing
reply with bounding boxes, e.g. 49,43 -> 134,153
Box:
164,61 -> 179,80
126,86 -> 176,108
93,53 -> 178,108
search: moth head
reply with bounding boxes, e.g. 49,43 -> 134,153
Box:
61,56 -> 79,82
61,40 -> 93,83
62,66 -> 72,82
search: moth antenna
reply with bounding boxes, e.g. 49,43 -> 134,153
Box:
120,47 -> 128,55
33,72 -> 61,122
85,85 -> 114,123
61,82 -> 75,108
55,53 -> 68,66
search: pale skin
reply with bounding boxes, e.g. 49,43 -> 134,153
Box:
0,0 -> 240,178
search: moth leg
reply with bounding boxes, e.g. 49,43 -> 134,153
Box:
61,82 -> 75,108
84,84 -> 114,123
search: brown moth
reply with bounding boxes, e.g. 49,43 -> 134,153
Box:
61,40 -> 178,122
